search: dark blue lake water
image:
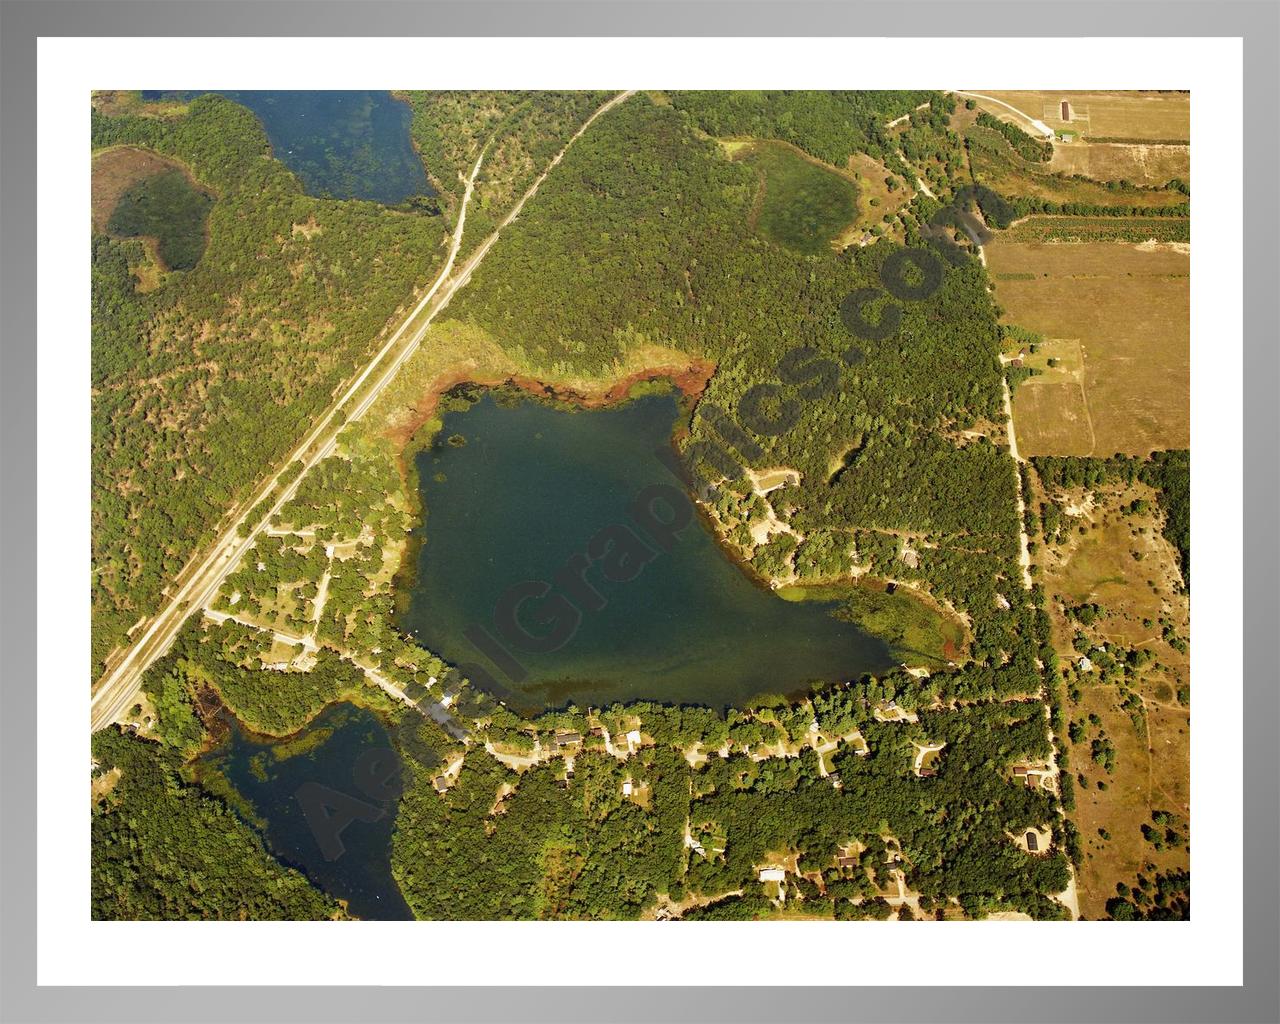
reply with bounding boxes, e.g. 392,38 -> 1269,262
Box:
202,702 -> 412,920
143,90 -> 430,204
397,390 -> 897,712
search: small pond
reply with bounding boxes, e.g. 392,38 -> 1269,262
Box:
142,90 -> 431,204
201,702 -> 412,920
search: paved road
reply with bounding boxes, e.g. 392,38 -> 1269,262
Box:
90,91 -> 635,733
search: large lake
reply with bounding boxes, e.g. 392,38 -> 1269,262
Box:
201,703 -> 412,920
143,90 -> 430,204
397,390 -> 896,711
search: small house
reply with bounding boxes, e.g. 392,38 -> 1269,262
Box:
557,731 -> 582,746
1025,831 -> 1040,852
1078,656 -> 1093,673
759,867 -> 786,883
622,780 -> 633,797
432,776 -> 449,793
836,855 -> 858,868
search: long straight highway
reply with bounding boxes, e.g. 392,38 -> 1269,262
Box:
90,90 -> 635,732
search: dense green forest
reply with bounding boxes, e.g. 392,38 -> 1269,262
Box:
447,96 -> 1031,673
92,728 -> 341,919
376,93 -> 1070,919
668,90 -> 936,167
388,691 -> 1068,920
92,91 -> 1145,921
91,94 -> 447,674
397,90 -> 612,247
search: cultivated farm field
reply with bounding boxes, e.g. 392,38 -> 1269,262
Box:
987,240 -> 1189,457
1048,141 -> 1189,187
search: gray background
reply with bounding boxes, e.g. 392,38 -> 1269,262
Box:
1,1 -> 1276,1022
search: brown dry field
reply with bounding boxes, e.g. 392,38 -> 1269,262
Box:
1032,480 -> 1189,918
977,90 -> 1189,141
91,145 -> 186,232
1049,141 -> 1190,186
988,240 -> 1189,457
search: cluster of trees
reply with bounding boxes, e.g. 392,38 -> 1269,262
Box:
1105,868 -> 1189,920
398,90 -> 612,248
975,112 -> 1053,162
667,90 -> 936,167
1033,451 -> 1189,584
92,727 -> 341,920
962,120 -> 1190,218
443,87 -> 1057,771
386,689 -> 1070,920
91,93 -> 449,675
93,91 -> 1089,921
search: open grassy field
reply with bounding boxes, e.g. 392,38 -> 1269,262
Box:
731,140 -> 859,255
987,239 -> 1189,457
1049,141 -> 1189,187
842,151 -> 913,244
975,90 -> 1189,143
1031,478 -> 1190,918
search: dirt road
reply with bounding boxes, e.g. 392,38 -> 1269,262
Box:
953,90 -> 1055,139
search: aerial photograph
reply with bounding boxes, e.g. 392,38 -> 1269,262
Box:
89,88 -> 1190,922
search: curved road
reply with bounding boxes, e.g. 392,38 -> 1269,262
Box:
953,90 -> 1055,140
90,90 -> 635,732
